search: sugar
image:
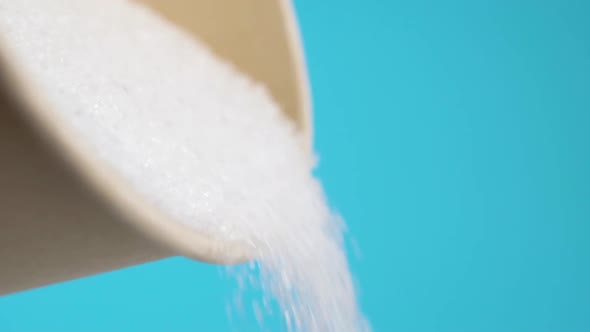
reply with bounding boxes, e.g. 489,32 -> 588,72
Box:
0,1 -> 370,331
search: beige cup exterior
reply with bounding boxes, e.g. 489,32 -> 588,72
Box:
0,0 -> 311,296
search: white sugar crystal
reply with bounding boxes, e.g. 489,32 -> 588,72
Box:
0,1 -> 370,331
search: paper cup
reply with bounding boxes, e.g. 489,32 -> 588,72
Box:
0,0 -> 311,295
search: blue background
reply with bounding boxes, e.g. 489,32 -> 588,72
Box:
1,0 -> 589,331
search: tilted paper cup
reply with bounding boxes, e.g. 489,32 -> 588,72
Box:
0,0 -> 311,295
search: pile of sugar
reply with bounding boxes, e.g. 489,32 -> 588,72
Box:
0,1 -> 370,331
